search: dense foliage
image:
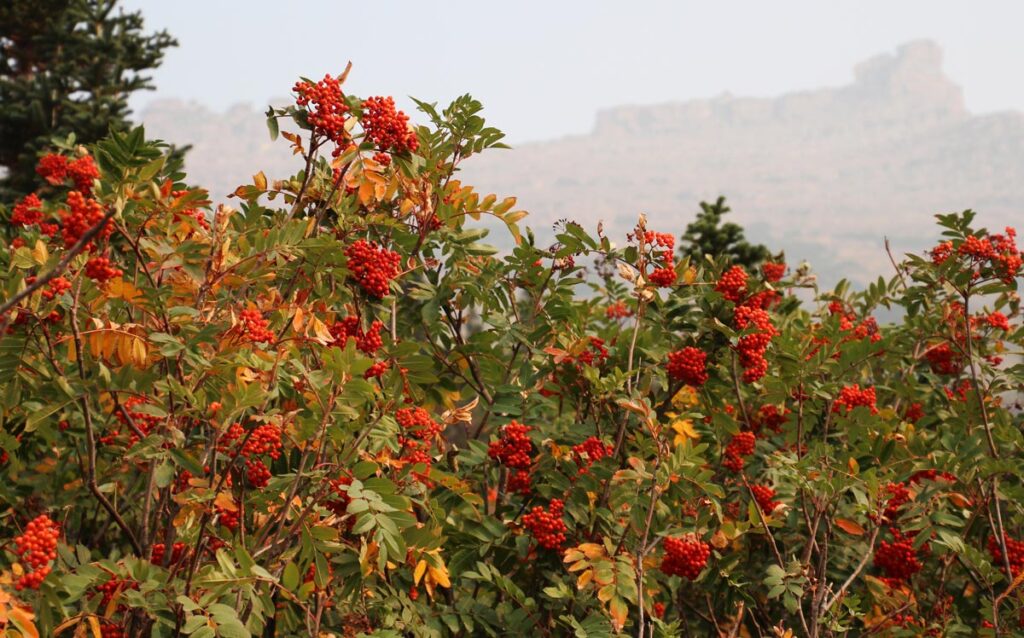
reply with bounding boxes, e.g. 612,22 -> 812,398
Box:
0,0 -> 176,200
0,68 -> 1023,638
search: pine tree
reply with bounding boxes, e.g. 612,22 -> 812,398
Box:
678,196 -> 770,268
0,0 -> 176,199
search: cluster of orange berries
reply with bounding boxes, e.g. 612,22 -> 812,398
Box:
150,541 -> 186,566
345,239 -> 402,298
26,275 -> 71,301
238,308 -> 274,344
832,384 -> 878,415
36,153 -> 99,194
575,336 -> 609,367
716,265 -> 748,302
665,346 -> 708,386
762,261 -> 786,282
751,484 -> 779,514
734,303 -> 776,383
750,404 -> 788,435
217,506 -> 240,532
396,407 -> 442,481
874,528 -> 923,581
84,255 -> 122,282
986,311 -> 1012,331
572,436 -> 613,474
11,193 -> 44,226
330,316 -> 384,354
604,300 -> 632,319
326,474 -> 354,517
722,431 -> 756,473
95,576 -> 139,609
61,190 -> 111,249
523,499 -> 567,550
881,482 -> 911,522
13,514 -> 60,590
660,534 -> 710,579
932,227 -> 1023,282
643,230 -> 677,287
924,342 -> 961,375
102,396 -> 162,447
488,421 -> 533,470
988,534 -> 1024,577
294,74 -> 351,152
361,96 -> 419,155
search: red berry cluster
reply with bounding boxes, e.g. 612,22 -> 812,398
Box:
660,534 -> 711,579
330,316 -> 384,354
245,458 -> 272,488
734,304 -> 776,383
722,431 -> 756,473
239,308 -> 275,344
903,402 -> 924,423
523,499 -> 567,550
102,396 -> 163,447
84,255 -> 123,283
13,514 -> 59,590
326,474 -> 353,517
241,423 -> 283,459
751,484 -> 779,515
988,534 -> 1024,577
488,421 -> 533,470
605,300 -> 632,319
908,469 -> 956,485
364,360 -> 390,379
150,542 -> 186,566
68,155 -> 100,195
716,266 -> 748,302
217,505 -> 240,532
507,469 -> 531,495
881,482 -> 911,522
11,193 -> 44,226
345,239 -> 401,298
874,528 -> 923,581
36,153 -> 68,185
396,407 -> 443,442
95,577 -> 139,609
751,404 -> 788,434
572,436 -> 613,474
924,342 -> 962,376
27,275 -> 71,301
956,228 -> 1022,282
575,337 -> 609,367
831,384 -> 878,415
642,230 -> 677,287
294,74 -> 351,153
170,189 -> 211,231
360,96 -> 419,155
762,261 -> 786,282
61,190 -> 111,249
986,311 -> 1011,331
665,346 -> 708,386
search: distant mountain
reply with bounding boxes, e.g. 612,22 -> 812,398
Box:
140,41 -> 1024,285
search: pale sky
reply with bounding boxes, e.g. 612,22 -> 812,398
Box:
122,0 -> 1024,143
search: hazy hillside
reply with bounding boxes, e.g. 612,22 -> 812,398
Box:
140,40 -> 1024,285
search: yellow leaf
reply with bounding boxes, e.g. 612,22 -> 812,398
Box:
597,583 -> 616,603
253,171 -> 267,191
671,385 -> 699,409
413,559 -> 427,585
8,605 -> 39,638
577,569 -> 594,590
608,596 -> 628,632
31,240 -> 48,266
671,418 -> 699,446
427,564 -> 451,588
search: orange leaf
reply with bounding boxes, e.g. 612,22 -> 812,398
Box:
835,518 -> 865,536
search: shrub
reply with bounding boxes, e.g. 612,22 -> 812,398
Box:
0,68 -> 1022,637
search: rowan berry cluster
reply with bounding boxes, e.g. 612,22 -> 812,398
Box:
95,577 -> 139,609
986,311 -> 1011,331
605,300 -> 632,319
572,436 -> 613,474
238,308 -> 275,344
523,499 -> 567,550
245,458 -> 272,488
150,542 -> 186,566
957,228 -> 1022,281
924,342 -> 962,375
751,404 -> 788,434
330,316 -> 384,354
874,528 -> 923,581
61,190 -> 111,249
217,506 -> 240,532
642,230 -> 677,287
723,431 -> 756,473
13,514 -> 59,590
84,255 -> 123,282
881,482 -> 911,522
734,304 -> 776,383
832,384 -> 878,415
345,239 -> 402,298
169,189 -> 211,231
364,360 -> 390,379
36,153 -> 68,185
716,266 -> 748,302
361,96 -> 419,155
507,469 -> 531,495
575,337 -> 609,367
326,475 -> 353,517
488,421 -> 533,470
988,534 -> 1024,577
908,469 -> 956,485
396,407 -> 443,442
751,484 -> 779,514
665,346 -> 708,386
102,396 -> 163,446
294,74 -> 351,152
11,193 -> 44,226
29,275 -> 71,301
660,534 -> 711,579
68,155 -> 100,194
904,402 -> 924,423
762,261 -> 786,282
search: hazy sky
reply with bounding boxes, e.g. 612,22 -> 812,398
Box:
123,0 -> 1024,143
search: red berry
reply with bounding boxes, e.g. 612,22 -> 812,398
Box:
660,534 -> 710,579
